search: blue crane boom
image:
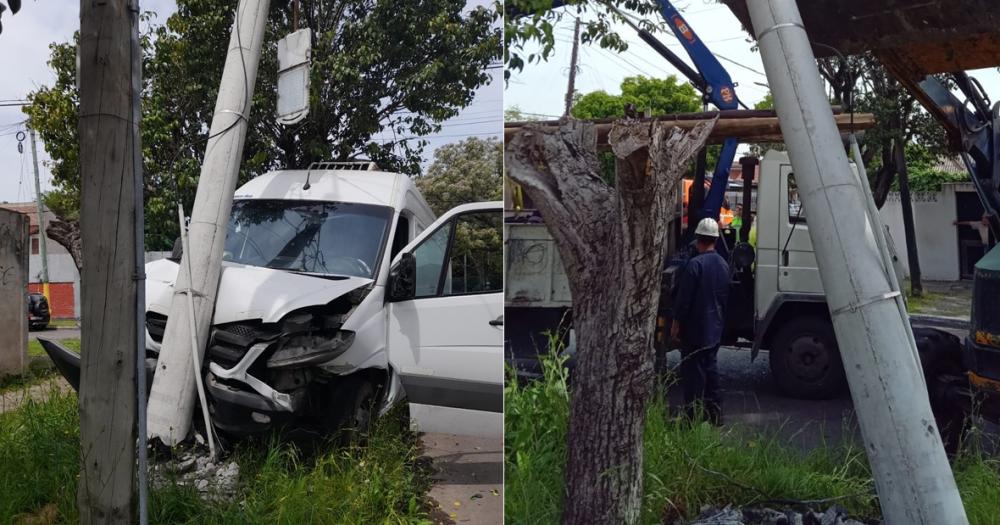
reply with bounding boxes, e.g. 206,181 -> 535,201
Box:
630,1 -> 743,223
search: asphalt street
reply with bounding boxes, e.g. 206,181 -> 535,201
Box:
665,346 -> 860,450
664,346 -> 1000,453
28,325 -> 79,341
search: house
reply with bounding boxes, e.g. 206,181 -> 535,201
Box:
880,182 -> 993,281
0,202 -> 80,319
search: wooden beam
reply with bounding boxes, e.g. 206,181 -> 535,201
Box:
504,113 -> 875,146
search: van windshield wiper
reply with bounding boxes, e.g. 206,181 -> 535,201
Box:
279,268 -> 350,281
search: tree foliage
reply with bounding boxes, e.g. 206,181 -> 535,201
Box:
416,136 -> 502,215
504,0 -> 661,78
25,0 -> 500,250
571,75 -> 700,119
814,53 -> 951,206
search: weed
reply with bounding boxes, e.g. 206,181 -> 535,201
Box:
505,350 -> 1000,524
0,387 -> 434,524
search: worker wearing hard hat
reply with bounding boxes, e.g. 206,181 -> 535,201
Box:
670,218 -> 730,424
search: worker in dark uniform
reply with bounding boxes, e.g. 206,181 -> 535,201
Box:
670,218 -> 730,424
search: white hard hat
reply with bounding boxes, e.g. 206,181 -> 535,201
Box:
695,217 -> 720,237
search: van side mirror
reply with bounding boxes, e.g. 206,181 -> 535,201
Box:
388,252 -> 416,302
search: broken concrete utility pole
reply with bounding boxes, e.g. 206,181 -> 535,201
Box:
746,1 -> 967,523
147,0 -> 271,445
77,0 -> 141,522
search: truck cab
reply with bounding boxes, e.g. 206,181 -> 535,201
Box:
142,162 -> 504,436
506,150 -> 903,401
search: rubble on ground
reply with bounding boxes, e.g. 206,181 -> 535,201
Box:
148,443 -> 240,502
682,505 -> 876,525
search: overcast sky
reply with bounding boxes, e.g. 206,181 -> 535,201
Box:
0,0 -> 501,203
505,2 -> 1000,137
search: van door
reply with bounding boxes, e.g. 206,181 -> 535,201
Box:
386,202 -> 503,412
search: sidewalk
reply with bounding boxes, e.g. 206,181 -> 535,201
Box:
906,279 -> 972,318
422,432 -> 503,524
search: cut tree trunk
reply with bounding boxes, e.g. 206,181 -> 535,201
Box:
505,118 -> 715,524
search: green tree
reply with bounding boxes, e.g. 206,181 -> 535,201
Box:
572,75 -> 700,119
505,0 -> 660,78
25,0 -> 500,250
504,105 -> 527,121
416,136 -> 502,215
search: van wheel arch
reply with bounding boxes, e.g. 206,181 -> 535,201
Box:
319,368 -> 388,444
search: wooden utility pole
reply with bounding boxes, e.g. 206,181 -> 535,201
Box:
77,0 -> 140,522
564,18 -> 581,117
506,118 -> 714,523
28,129 -> 50,301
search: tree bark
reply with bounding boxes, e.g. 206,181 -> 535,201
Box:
871,145 -> 898,209
895,141 -> 923,296
506,118 -> 715,524
46,219 -> 82,273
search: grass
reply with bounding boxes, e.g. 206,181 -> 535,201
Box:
903,286 -> 945,315
27,337 -> 80,358
0,338 -> 78,394
505,351 -> 1000,524
0,386 -> 435,524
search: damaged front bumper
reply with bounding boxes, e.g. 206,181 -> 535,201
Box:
205,326 -> 355,432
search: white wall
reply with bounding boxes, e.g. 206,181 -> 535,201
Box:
879,183 -> 963,281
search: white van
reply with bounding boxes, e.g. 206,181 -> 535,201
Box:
141,162 -> 503,435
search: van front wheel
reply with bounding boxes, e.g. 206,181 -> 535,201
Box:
325,374 -> 381,445
769,315 -> 846,399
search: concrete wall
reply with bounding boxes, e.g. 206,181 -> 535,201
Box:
145,251 -> 172,264
0,209 -> 29,377
879,183 -> 965,281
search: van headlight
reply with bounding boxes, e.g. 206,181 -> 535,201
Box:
266,331 -> 355,369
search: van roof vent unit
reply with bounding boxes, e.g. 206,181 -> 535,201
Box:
307,161 -> 380,171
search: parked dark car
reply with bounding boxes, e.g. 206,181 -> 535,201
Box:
27,292 -> 50,330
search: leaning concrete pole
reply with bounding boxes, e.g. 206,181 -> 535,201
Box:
146,0 -> 271,445
746,1 -> 968,523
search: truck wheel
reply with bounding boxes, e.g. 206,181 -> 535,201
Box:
769,315 -> 846,399
914,328 -> 970,454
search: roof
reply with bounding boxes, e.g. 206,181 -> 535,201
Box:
0,202 -> 46,234
722,0 -> 1000,74
234,169 -> 429,211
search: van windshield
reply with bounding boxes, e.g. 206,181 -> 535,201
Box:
223,200 -> 392,279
